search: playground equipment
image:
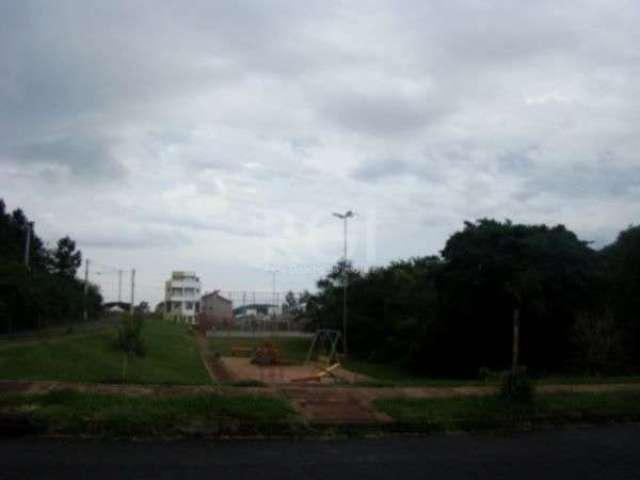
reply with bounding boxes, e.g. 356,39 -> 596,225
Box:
305,329 -> 343,364
291,362 -> 341,383
289,329 -> 345,383
251,342 -> 282,366
230,346 -> 253,357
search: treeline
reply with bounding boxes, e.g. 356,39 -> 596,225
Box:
308,219 -> 640,377
0,199 -> 102,334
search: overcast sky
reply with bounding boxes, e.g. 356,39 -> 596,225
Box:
2,0 -> 640,305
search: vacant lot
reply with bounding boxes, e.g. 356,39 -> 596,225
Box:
209,336 -> 311,364
0,320 -> 210,384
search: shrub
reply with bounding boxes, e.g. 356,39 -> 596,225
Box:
115,315 -> 146,357
499,367 -> 534,403
114,316 -> 146,381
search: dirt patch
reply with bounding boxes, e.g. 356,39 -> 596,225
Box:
210,359 -> 234,382
282,386 -> 393,424
194,331 -> 220,383
220,357 -> 372,385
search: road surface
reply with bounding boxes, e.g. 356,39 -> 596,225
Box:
2,425 -> 640,479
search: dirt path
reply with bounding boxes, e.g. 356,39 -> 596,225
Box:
281,386 -> 393,424
194,331 -> 234,383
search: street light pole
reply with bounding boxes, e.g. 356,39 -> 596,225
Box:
267,269 -> 278,316
24,221 -> 34,271
332,210 -> 354,356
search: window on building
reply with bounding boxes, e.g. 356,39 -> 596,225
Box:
185,302 -> 193,310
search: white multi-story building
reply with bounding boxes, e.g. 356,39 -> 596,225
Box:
164,271 -> 201,323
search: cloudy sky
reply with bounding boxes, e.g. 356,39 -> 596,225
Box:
2,0 -> 640,305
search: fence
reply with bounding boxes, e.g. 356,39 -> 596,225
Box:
197,290 -> 310,334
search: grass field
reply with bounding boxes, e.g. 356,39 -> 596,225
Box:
344,359 -> 640,387
0,390 -> 299,437
209,336 -> 311,364
0,320 -> 210,384
343,359 -> 485,387
375,391 -> 640,432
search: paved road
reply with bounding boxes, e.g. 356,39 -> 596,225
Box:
2,425 -> 640,479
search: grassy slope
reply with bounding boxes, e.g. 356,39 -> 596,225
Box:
0,320 -> 210,384
0,390 -> 299,436
210,336 -> 311,364
375,391 -> 640,431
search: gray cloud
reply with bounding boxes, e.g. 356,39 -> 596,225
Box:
2,0 -> 640,304
351,158 -> 411,182
524,161 -> 640,199
8,134 -> 126,178
320,91 -> 444,136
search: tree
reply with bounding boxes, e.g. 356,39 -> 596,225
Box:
0,198 -> 102,333
284,291 -> 298,313
440,219 -> 600,374
600,225 -> 640,368
50,236 -> 82,278
115,316 -> 146,382
136,301 -> 150,314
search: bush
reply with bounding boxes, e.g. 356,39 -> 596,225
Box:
114,315 -> 146,382
499,367 -> 534,403
115,316 -> 146,357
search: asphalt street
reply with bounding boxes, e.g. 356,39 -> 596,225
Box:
2,425 -> 640,479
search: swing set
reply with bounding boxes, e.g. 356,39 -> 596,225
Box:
292,329 -> 344,383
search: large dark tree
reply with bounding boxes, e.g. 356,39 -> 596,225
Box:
439,219 -> 600,375
50,236 -> 82,278
309,219 -> 608,378
0,199 -> 102,334
600,225 -> 640,368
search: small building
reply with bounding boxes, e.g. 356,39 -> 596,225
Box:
103,301 -> 130,314
200,290 -> 233,321
164,271 -> 201,324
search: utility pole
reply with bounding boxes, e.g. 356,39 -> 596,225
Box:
332,210 -> 355,356
24,221 -> 34,270
129,269 -> 136,315
117,269 -> 123,303
267,269 -> 278,316
83,259 -> 90,322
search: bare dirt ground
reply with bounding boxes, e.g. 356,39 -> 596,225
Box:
281,386 -> 394,424
194,331 -> 219,383
220,357 -> 371,385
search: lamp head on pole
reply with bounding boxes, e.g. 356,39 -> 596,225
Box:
332,210 -> 354,219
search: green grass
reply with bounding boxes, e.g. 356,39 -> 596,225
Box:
375,391 -> 640,432
536,375 -> 640,385
0,390 -> 299,437
344,359 -> 640,387
343,359 -> 486,387
209,336 -> 312,364
0,320 -> 211,384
